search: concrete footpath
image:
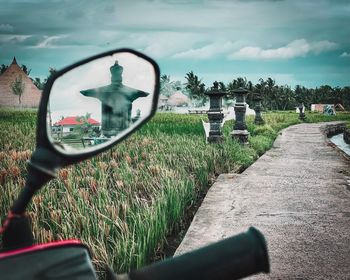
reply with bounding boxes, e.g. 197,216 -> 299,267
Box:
175,122 -> 350,279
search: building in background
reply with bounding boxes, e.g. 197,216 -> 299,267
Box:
52,116 -> 100,137
0,57 -> 41,108
167,89 -> 190,107
311,104 -> 345,113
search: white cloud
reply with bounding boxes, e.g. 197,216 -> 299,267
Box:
340,51 -> 350,58
0,23 -> 14,32
32,35 -> 68,49
117,32 -> 206,59
172,41 -> 243,59
229,39 -> 338,60
169,38 -> 338,61
0,34 -> 31,43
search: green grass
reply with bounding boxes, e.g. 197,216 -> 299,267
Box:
0,108 -> 349,276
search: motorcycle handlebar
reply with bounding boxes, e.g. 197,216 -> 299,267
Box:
115,227 -> 269,280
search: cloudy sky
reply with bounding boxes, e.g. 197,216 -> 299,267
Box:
0,0 -> 349,88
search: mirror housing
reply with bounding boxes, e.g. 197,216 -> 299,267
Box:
1,48 -> 159,248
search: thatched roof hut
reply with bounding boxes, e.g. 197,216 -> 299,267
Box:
0,57 -> 41,107
168,90 -> 190,107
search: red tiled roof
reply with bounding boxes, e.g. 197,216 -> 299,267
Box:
54,116 -> 100,126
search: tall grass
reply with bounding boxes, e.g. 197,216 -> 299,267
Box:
0,109 -> 349,275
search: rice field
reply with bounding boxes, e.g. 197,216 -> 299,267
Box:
0,108 -> 349,275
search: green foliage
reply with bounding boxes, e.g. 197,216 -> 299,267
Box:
21,64 -> 31,76
0,109 -> 349,277
160,75 -> 175,97
227,77 -> 249,91
251,124 -> 277,138
74,114 -> 94,136
249,135 -> 274,156
184,71 -> 207,106
0,109 -> 37,151
32,77 -> 45,90
187,71 -> 350,110
0,64 -> 8,74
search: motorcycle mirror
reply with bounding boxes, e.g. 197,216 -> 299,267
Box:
36,49 -> 160,168
1,49 -> 160,248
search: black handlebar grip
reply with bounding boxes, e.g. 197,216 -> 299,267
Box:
118,227 -> 269,280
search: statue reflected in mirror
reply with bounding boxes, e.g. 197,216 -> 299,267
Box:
47,53 -> 155,154
80,61 -> 149,138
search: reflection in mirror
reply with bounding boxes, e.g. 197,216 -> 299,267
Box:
47,52 -> 156,154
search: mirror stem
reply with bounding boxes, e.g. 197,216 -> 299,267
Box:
9,147 -> 61,214
1,149 -> 60,251
11,160 -> 55,214
1,171 -> 50,251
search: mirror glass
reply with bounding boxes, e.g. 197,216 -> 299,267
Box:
47,52 -> 156,154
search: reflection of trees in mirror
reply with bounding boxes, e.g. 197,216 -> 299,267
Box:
73,114 -> 99,138
80,60 -> 149,138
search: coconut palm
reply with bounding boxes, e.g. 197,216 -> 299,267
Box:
185,71 -> 206,106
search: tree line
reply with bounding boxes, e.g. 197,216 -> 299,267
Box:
161,72 -> 350,110
2,63 -> 349,110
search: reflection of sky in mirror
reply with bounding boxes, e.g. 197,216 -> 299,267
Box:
49,52 -> 155,123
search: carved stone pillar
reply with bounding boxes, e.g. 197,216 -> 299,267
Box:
205,81 -> 225,143
298,103 -> 306,121
231,87 -> 249,144
253,93 -> 265,125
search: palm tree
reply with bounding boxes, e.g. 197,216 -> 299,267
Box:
160,74 -> 175,97
227,77 -> 248,91
266,77 -> 276,110
185,71 -> 206,106
295,84 -> 308,107
255,79 -> 267,110
278,85 -> 295,110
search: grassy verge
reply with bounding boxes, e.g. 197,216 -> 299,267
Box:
0,109 -> 349,275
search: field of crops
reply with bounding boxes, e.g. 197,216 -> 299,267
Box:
0,108 -> 349,275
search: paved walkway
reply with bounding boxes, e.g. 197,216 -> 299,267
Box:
175,122 -> 350,279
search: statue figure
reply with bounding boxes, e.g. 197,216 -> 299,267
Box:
298,103 -> 306,121
80,61 -> 149,137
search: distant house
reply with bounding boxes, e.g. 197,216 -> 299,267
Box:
311,104 -> 326,113
0,57 -> 41,107
167,90 -> 190,107
53,116 -> 100,136
310,104 -> 344,113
